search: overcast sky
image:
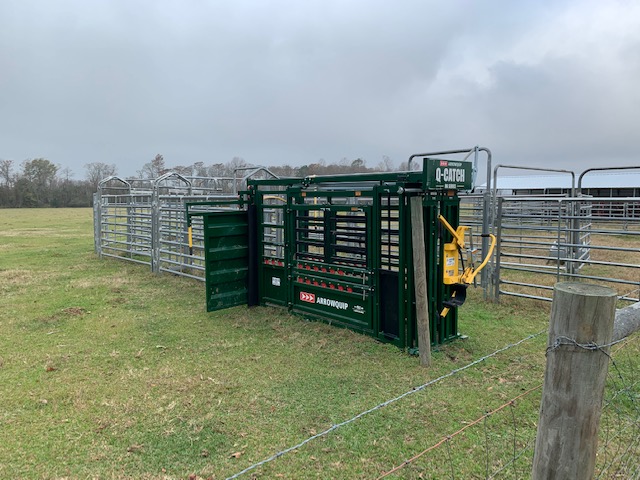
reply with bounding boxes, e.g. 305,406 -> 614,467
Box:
1,0 -> 639,179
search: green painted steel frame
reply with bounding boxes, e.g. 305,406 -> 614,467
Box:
246,172 -> 462,349
188,158 -> 468,350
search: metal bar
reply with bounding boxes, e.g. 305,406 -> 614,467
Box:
494,197 -> 503,301
578,166 -> 640,190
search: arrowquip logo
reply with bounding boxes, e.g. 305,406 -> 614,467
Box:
316,297 -> 349,310
300,292 -> 349,310
300,292 -> 315,303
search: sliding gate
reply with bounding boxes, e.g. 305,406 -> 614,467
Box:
290,202 -> 375,336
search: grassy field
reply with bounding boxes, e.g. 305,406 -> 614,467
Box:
0,208 -> 635,479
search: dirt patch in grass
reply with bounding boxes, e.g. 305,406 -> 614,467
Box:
69,275 -> 133,290
0,269 -> 37,286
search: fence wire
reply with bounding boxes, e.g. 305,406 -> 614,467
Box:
224,330 -> 546,480
377,384 -> 543,479
596,334 -> 640,479
220,330 -> 639,479
374,332 -> 640,479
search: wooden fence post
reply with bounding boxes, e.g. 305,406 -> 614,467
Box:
410,196 -> 431,367
532,282 -> 617,480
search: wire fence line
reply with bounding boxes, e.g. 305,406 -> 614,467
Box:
372,332 -> 640,479
595,335 -> 640,479
376,384 -> 543,479
545,335 -> 628,358
224,330 -> 547,480
221,329 -> 639,479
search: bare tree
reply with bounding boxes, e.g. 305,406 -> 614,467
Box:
85,162 -> 117,189
271,164 -> 296,177
376,155 -> 394,172
226,156 -> 248,176
170,165 -> 193,176
350,158 -> 366,172
137,154 -> 167,178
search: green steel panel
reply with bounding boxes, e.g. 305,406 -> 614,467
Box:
424,194 -> 441,345
288,203 -> 375,333
202,211 -> 250,312
260,265 -> 287,305
191,164 -> 465,351
248,170 -> 424,188
254,189 -> 288,307
292,282 -> 374,334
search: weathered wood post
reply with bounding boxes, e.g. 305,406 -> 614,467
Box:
410,196 -> 431,367
532,282 -> 617,479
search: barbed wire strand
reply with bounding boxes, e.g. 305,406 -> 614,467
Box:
608,357 -> 640,416
376,384 -> 542,479
602,335 -> 640,410
224,330 -> 547,480
549,334 -> 640,477
545,335 -> 627,359
599,346 -> 640,478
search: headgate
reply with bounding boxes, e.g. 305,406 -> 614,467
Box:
187,157 -> 484,350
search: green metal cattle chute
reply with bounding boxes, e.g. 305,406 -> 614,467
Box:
187,156 -> 478,350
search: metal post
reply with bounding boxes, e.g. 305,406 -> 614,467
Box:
93,192 -> 102,256
478,147 -> 492,292
151,183 -> 160,273
493,197 -> 503,302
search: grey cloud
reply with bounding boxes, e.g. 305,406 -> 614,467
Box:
1,0 -> 638,177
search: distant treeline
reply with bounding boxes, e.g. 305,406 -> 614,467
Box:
0,154 -> 398,208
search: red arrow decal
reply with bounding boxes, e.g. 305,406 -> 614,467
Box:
299,292 -> 316,303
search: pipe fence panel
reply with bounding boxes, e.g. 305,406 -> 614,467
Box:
494,196 -> 640,304
157,194 -> 241,280
459,193 -> 487,282
99,191 -> 154,266
94,175 -> 243,281
95,174 -> 640,303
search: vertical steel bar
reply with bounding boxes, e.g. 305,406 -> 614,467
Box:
151,185 -> 160,273
93,192 -> 101,256
494,197 -> 504,302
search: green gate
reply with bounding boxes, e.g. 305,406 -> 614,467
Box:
289,202 -> 375,335
202,210 -> 251,311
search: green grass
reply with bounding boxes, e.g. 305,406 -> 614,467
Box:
0,208 -> 636,479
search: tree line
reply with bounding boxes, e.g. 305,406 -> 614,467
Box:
0,154 -> 398,208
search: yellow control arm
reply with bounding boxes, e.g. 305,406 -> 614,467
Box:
438,214 -> 496,317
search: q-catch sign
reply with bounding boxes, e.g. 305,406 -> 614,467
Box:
424,158 -> 473,190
